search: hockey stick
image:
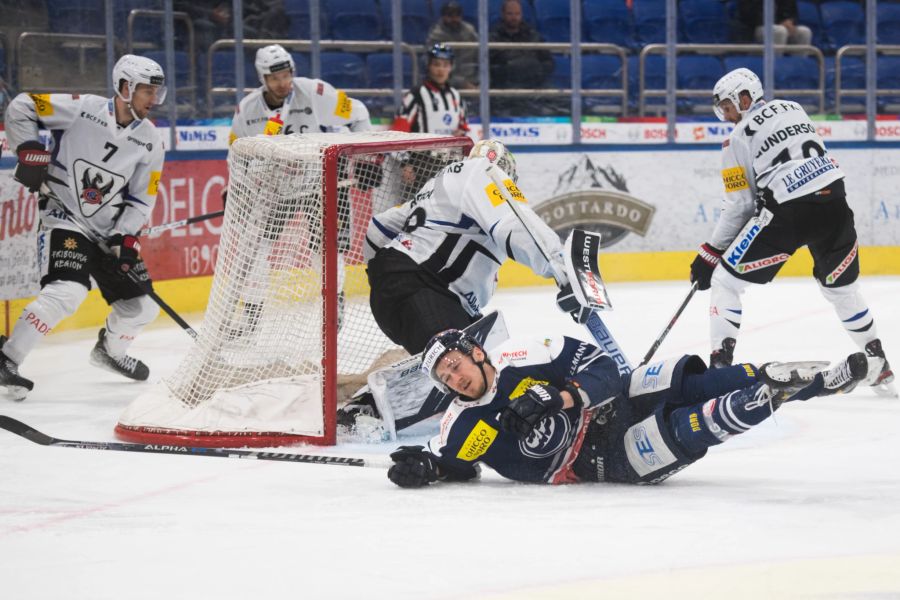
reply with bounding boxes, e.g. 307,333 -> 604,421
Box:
0,415 -> 390,469
140,210 -> 225,237
638,282 -> 699,367
39,180 -> 198,340
484,164 -> 632,374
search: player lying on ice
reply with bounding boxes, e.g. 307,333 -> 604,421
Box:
387,329 -> 881,488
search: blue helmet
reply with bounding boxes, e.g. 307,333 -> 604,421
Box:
421,329 -> 481,390
427,43 -> 455,63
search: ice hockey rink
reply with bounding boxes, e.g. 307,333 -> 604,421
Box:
1,276 -> 898,600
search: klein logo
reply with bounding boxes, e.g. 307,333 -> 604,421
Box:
726,223 -> 762,267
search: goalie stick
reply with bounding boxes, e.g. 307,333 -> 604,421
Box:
484,164 -> 632,374
0,415 -> 390,469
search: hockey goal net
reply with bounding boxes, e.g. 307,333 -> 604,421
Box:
116,132 -> 473,447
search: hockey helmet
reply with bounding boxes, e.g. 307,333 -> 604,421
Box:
255,44 -> 296,87
468,139 -> 518,183
427,43 -> 455,63
112,54 -> 167,104
712,68 -> 763,122
421,329 -> 483,393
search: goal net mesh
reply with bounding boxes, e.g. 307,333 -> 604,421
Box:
116,132 -> 472,447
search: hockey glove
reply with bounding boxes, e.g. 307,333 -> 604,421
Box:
107,234 -> 141,275
388,445 -> 440,488
14,141 -> 51,192
499,383 -> 565,441
690,243 -> 724,291
556,283 -> 591,324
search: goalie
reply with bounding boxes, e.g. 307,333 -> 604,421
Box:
341,140 -> 593,430
386,329 -> 876,488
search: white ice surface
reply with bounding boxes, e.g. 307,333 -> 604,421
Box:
2,277 -> 899,599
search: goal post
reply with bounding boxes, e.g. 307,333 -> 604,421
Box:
115,132 -> 473,448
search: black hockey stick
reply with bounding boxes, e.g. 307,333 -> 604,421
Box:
638,282 -> 698,367
40,179 -> 198,339
0,415 -> 389,469
140,210 -> 225,237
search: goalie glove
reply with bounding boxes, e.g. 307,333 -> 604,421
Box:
690,243 -> 724,291
15,141 -> 51,192
499,383 -> 566,441
556,283 -> 591,324
107,234 -> 141,275
388,445 -> 440,488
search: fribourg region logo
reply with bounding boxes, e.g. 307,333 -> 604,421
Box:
534,155 -> 655,247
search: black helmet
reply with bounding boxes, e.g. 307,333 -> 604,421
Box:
427,43 -> 455,63
421,329 -> 482,391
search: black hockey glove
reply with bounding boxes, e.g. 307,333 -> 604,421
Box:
499,383 -> 565,441
690,243 -> 724,291
107,234 -> 141,275
14,141 -> 51,192
556,283 -> 591,324
388,445 -> 440,488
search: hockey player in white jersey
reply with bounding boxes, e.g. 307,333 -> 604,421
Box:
0,55 -> 166,400
343,140 -> 591,428
689,68 -> 892,390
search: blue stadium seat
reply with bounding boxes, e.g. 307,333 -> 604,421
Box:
328,0 -> 381,41
551,54 -> 571,88
380,0 -> 433,45
677,55 -> 724,111
632,0 -> 666,45
679,0 -> 729,43
290,52 -> 311,77
284,0 -> 330,39
723,55 -> 763,80
534,0 -> 571,42
582,54 -> 626,113
141,50 -> 191,88
47,0 -> 105,35
820,1 -> 865,50
831,54 -> 864,112
366,53 -> 414,88
209,51 -> 256,89
320,52 -> 367,88
775,55 -> 821,111
877,2 -> 900,45
583,0 -> 635,48
455,0 -> 537,29
796,1 -> 823,48
877,55 -> 900,110
630,54 -> 666,113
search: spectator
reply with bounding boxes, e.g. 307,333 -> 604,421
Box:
245,0 -> 289,40
737,0 -> 812,46
175,1 -> 287,52
489,0 -> 554,116
426,1 -> 479,89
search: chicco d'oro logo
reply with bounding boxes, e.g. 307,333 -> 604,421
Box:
535,155 -> 655,248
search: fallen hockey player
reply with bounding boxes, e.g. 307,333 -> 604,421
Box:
386,329 -> 881,488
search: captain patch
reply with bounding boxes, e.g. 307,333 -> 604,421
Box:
147,171 -> 162,196
334,90 -> 352,119
30,94 -> 54,116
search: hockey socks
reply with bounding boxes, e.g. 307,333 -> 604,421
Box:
671,383 -> 775,457
680,362 -> 758,404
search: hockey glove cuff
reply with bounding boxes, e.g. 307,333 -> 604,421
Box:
388,445 -> 440,488
499,383 -> 565,441
556,283 -> 591,324
690,243 -> 724,291
15,141 -> 51,192
108,234 -> 141,275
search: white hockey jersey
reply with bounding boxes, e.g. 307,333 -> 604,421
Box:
393,81 -> 468,136
4,93 -> 165,238
229,77 -> 371,142
366,158 -> 564,316
710,99 -> 845,249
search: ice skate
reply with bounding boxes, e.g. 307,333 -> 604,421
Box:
0,336 -> 34,401
819,352 -> 869,396
337,391 -> 387,441
89,328 -> 150,381
864,339 -> 897,397
710,337 -> 736,369
758,360 -> 830,405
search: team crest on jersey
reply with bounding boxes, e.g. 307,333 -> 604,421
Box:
73,160 -> 125,218
520,412 -> 572,458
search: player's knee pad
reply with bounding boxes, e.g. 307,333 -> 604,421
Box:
623,407 -> 702,484
108,295 -> 159,330
31,280 -> 89,324
626,355 -> 706,418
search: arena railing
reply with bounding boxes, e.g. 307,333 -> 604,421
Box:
638,44 -> 826,117
206,39 -> 421,119
15,32 -> 109,96
835,44 -> 900,114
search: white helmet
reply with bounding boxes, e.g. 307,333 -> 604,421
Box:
112,54 -> 167,105
255,44 -> 295,88
712,68 -> 763,122
468,139 -> 518,183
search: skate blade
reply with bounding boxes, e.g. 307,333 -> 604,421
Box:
4,385 -> 29,402
872,380 -> 899,399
